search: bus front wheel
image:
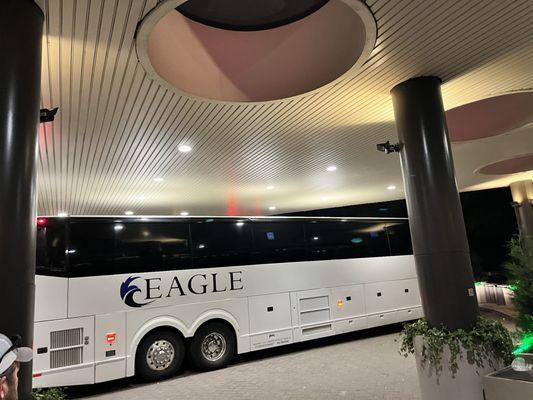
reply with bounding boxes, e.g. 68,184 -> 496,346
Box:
136,329 -> 185,381
189,321 -> 236,371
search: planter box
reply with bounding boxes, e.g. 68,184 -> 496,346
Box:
414,336 -> 501,400
483,366 -> 533,399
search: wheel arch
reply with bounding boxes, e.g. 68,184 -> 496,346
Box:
189,309 -> 240,339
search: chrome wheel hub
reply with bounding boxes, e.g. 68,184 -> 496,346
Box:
146,340 -> 175,371
201,332 -> 226,362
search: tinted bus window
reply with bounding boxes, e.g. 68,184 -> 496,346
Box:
115,222 -> 191,273
306,220 -> 390,260
191,220 -> 253,268
36,220 -> 67,276
252,221 -> 307,264
68,222 -> 116,277
386,222 -> 413,255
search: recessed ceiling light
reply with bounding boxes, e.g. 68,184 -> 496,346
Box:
236,221 -> 244,227
124,211 -> 134,215
268,206 -> 276,211
57,212 -> 68,218
266,185 -> 275,190
153,177 -> 164,182
326,165 -> 337,172
136,195 -> 146,201
387,185 -> 396,190
180,211 -> 189,216
313,236 -> 319,240
178,144 -> 192,153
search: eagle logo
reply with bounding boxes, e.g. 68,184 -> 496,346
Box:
120,276 -> 154,308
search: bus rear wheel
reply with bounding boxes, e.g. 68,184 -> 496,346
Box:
190,322 -> 236,371
136,329 -> 185,381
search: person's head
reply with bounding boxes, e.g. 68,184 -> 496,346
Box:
0,335 -> 32,400
0,362 -> 19,400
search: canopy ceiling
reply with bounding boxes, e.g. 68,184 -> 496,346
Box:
35,0 -> 533,216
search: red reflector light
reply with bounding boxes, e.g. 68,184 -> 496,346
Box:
106,332 -> 116,344
33,373 -> 42,378
37,218 -> 46,227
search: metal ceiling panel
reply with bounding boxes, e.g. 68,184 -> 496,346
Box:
37,0 -> 533,216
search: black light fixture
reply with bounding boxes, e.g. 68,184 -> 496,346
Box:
376,140 -> 401,154
176,0 -> 330,31
40,107 -> 59,123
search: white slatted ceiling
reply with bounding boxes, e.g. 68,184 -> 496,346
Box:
38,0 -> 533,216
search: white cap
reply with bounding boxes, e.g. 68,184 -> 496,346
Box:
0,334 -> 33,376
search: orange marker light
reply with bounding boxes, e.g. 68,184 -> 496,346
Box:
106,332 -> 116,344
337,299 -> 343,309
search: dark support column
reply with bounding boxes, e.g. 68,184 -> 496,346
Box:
510,180 -> 533,239
391,77 -> 478,331
0,0 -> 43,397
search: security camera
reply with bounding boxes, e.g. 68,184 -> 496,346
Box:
376,140 -> 401,154
40,107 -> 59,123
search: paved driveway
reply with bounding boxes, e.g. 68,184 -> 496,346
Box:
68,324 -> 420,400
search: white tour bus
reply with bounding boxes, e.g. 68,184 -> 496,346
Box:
33,215 -> 422,387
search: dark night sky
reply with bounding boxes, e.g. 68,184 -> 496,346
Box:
285,187 -> 518,282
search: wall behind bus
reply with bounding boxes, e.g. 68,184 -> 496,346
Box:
284,187 -> 518,283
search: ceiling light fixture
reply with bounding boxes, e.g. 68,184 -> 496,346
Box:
180,211 -> 189,216
178,144 -> 192,153
387,185 -> 396,191
57,212 -> 68,218
153,177 -> 164,182
268,206 -> 276,211
124,211 -> 134,215
326,165 -> 337,172
266,185 -> 275,190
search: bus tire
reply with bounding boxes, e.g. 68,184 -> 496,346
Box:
136,329 -> 185,381
189,321 -> 236,371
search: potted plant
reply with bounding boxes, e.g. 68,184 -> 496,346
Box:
399,317 -> 514,400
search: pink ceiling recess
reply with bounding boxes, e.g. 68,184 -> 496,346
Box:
478,153 -> 533,175
446,92 -> 533,142
146,0 -> 373,102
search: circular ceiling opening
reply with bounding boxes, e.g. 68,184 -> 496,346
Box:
446,92 -> 533,142
478,153 -> 533,175
176,0 -> 330,31
137,0 -> 376,102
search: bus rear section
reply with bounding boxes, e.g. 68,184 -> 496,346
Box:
33,216 -> 422,388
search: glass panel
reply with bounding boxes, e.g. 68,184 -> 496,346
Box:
306,220 -> 390,260
68,222 -> 116,277
115,222 -> 191,273
386,221 -> 413,255
252,221 -> 307,264
36,219 -> 67,276
191,219 -> 253,268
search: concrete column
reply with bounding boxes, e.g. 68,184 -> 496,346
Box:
510,180 -> 533,238
0,0 -> 43,397
391,76 -> 478,331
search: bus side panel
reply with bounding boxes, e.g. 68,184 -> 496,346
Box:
34,276 -> 68,322
33,316 -> 94,388
94,312 -> 126,383
248,293 -> 293,351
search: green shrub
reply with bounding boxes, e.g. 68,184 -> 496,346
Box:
31,388 -> 67,400
505,237 -> 533,334
399,317 -> 514,377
